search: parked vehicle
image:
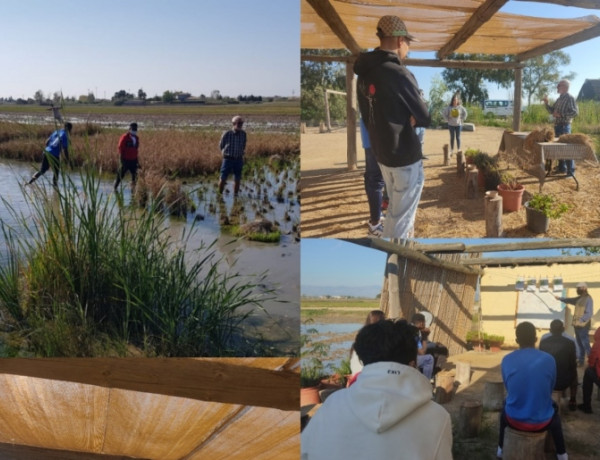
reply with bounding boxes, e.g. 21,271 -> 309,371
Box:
483,99 -> 514,117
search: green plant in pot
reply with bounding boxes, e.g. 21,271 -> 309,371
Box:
525,193 -> 569,233
497,171 -> 525,212
464,148 -> 480,164
484,333 -> 505,350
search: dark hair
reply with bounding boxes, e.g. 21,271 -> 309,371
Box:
516,321 -> 537,347
411,313 -> 425,324
450,94 -> 460,105
364,310 -> 386,325
64,122 -> 73,132
550,319 -> 564,335
129,122 -> 138,130
354,319 -> 418,366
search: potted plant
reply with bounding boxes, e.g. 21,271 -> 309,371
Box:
497,172 -> 525,212
466,330 -> 485,351
524,193 -> 569,233
472,152 -> 498,189
464,148 -> 480,165
301,321 -> 331,406
484,334 -> 505,352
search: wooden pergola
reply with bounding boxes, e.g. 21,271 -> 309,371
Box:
302,0 -> 600,169
0,358 -> 299,460
346,238 -> 600,355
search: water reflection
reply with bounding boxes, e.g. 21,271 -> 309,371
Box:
0,159 -> 299,353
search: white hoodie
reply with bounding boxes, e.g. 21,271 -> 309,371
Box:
301,361 -> 453,460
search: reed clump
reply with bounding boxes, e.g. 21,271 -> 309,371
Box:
0,167 -> 274,357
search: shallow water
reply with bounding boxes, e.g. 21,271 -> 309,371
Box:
0,159 -> 299,354
301,322 -> 361,369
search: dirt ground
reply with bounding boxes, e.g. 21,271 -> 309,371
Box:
301,126 -> 600,239
302,309 -> 600,459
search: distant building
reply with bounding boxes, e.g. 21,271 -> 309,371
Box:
577,79 -> 600,101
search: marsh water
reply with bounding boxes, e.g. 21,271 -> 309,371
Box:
301,322 -> 362,369
0,159 -> 300,353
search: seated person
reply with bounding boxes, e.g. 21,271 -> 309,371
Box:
411,313 -> 435,380
498,321 -> 567,460
301,319 -> 453,460
579,326 -> 600,414
349,310 -> 386,375
539,319 -> 578,410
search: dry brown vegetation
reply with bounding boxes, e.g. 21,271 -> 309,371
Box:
0,121 -> 300,178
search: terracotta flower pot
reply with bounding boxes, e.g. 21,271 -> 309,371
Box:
497,184 -> 524,212
301,385 -> 321,407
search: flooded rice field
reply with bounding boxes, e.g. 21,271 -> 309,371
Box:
0,158 -> 300,354
301,322 -> 362,369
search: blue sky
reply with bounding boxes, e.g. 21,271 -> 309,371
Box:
301,238 -> 581,297
408,2 -> 600,102
1,0 -> 299,99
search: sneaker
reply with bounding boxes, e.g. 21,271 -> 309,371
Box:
367,221 -> 384,237
496,446 -> 503,459
577,403 -> 592,414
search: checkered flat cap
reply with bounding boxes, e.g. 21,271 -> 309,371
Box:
376,15 -> 418,41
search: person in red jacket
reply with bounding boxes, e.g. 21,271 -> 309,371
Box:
579,326 -> 600,413
114,122 -> 140,191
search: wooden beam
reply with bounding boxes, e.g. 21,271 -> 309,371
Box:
346,61 -> 357,170
342,238 -> 484,276
463,255 -> 600,266
0,358 -> 300,411
413,238 -> 600,253
513,67 -> 523,131
301,54 -> 523,70
0,442 -> 143,460
305,0 -> 362,54
517,22 -> 600,61
437,0 -> 509,59
513,0 -> 600,9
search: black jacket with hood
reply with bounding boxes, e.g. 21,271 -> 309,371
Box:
354,49 -> 430,168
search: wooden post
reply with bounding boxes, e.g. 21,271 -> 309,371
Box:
465,168 -> 479,199
455,361 -> 471,386
458,400 -> 482,438
457,151 -> 465,177
443,144 -> 449,166
503,427 -> 546,460
483,381 -> 504,411
434,371 -> 455,404
319,121 -> 327,133
300,122 -> 306,134
485,194 -> 503,237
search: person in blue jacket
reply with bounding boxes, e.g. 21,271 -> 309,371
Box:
497,321 -> 567,460
28,122 -> 72,186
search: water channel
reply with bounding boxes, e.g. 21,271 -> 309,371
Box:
0,159 -> 300,354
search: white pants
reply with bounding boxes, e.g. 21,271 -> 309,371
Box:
378,160 -> 424,239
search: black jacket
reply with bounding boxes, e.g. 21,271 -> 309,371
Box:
539,334 -> 577,391
354,49 -> 430,168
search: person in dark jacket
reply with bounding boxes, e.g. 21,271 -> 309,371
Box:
114,122 -> 140,191
354,15 -> 430,239
28,122 -> 72,187
218,115 -> 247,196
539,319 -> 578,411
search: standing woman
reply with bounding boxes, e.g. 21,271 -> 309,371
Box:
442,94 -> 467,155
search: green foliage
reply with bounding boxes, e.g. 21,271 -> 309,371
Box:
428,75 -> 449,128
527,193 -> 569,219
442,54 -> 514,105
301,319 -> 331,387
472,152 -> 498,171
522,51 -> 574,106
301,49 -> 349,123
0,168 -> 274,357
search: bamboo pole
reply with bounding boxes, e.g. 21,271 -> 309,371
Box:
463,255 -> 600,266
343,238 -> 484,276
413,238 -> 600,253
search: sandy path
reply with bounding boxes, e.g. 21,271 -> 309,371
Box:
301,126 -> 600,239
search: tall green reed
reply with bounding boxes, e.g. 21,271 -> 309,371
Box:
0,164 -> 275,356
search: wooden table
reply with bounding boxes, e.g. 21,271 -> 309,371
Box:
498,131 -> 598,191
